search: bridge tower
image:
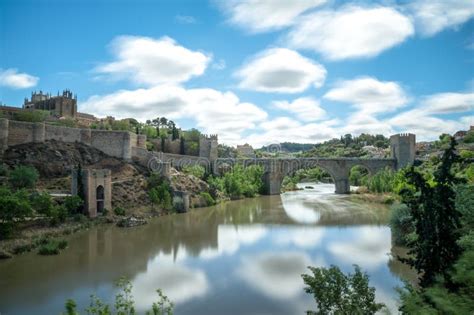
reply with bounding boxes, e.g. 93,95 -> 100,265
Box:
390,133 -> 416,169
199,134 -> 218,162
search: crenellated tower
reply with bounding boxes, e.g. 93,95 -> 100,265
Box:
390,133 -> 416,169
199,134 -> 218,162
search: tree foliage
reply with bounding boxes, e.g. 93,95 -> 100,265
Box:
399,137 -> 463,287
0,187 -> 33,239
62,278 -> 173,315
302,265 -> 385,315
8,165 -> 39,189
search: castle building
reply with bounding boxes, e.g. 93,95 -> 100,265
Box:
237,143 -> 256,158
23,90 -> 77,118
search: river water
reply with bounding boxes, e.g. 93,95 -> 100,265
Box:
0,183 -> 413,314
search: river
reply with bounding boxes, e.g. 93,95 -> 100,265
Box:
0,183 -> 414,314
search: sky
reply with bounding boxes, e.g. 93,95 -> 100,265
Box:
0,0 -> 473,146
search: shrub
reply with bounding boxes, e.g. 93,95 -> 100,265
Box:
149,182 -> 173,211
14,110 -> 49,122
460,149 -> 474,159
49,205 -> 68,226
30,192 -> 54,216
199,192 -> 215,206
0,163 -> 7,176
114,207 -> 126,216
63,278 -> 174,315
38,239 -> 68,255
9,165 -> 39,189
0,188 -> 33,239
389,203 -> 414,246
182,165 -> 205,179
302,265 -> 385,314
462,131 -> 474,143
64,195 -> 84,214
349,165 -> 368,186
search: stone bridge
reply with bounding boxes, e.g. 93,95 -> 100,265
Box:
213,157 -> 397,194
211,133 -> 416,195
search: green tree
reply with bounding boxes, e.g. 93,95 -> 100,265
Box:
0,188 -> 33,238
30,192 -> 54,216
182,165 -> 205,179
14,110 -> 49,122
9,165 -> 39,189
302,265 -> 385,315
399,137 -> 463,287
64,195 -> 84,214
179,136 -> 185,155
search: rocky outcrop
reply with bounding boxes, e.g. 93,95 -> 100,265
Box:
116,216 -> 147,228
169,168 -> 213,208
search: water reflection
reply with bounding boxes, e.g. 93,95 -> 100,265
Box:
237,251 -> 316,300
133,257 -> 209,308
0,183 -> 412,315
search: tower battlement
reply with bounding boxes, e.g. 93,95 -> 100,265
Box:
390,133 -> 416,169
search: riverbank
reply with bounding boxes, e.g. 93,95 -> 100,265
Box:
350,191 -> 398,205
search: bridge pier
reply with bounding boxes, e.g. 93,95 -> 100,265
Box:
334,178 -> 350,194
263,172 -> 284,195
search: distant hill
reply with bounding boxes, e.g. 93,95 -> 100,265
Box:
258,142 -> 315,153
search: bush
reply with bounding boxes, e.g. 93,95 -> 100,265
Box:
182,165 -> 206,179
30,192 -> 54,216
8,165 -> 39,189
14,110 -> 49,122
0,188 -> 33,239
199,192 -> 215,206
220,164 -> 264,199
389,203 -> 414,246
0,163 -> 7,176
460,149 -> 474,159
149,181 -> 173,211
462,131 -> 474,143
37,239 -> 68,255
349,165 -> 369,186
63,278 -> 174,315
64,195 -> 84,214
114,207 -> 126,216
49,205 -> 68,226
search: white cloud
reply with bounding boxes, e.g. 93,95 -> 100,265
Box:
342,112 -> 395,136
218,0 -> 327,33
243,117 -> 339,148
273,97 -> 326,121
80,85 -> 267,144
0,68 -> 39,89
286,6 -> 414,60
408,0 -> 474,37
95,36 -> 211,86
328,227 -> 391,269
236,48 -> 327,93
133,262 -> 209,308
387,108 -> 465,140
237,251 -> 317,299
200,225 -> 267,260
273,227 -> 324,248
324,76 -> 409,114
175,14 -> 197,24
419,92 -> 474,114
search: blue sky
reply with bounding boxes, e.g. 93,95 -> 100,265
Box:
1,0 -> 473,146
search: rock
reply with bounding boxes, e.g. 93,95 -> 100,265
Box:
116,216 -> 147,228
305,186 -> 315,189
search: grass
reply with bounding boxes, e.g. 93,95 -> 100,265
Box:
37,239 -> 68,255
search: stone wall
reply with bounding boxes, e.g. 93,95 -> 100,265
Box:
0,118 -> 145,160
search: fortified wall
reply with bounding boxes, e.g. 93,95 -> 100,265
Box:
0,118 -> 146,160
